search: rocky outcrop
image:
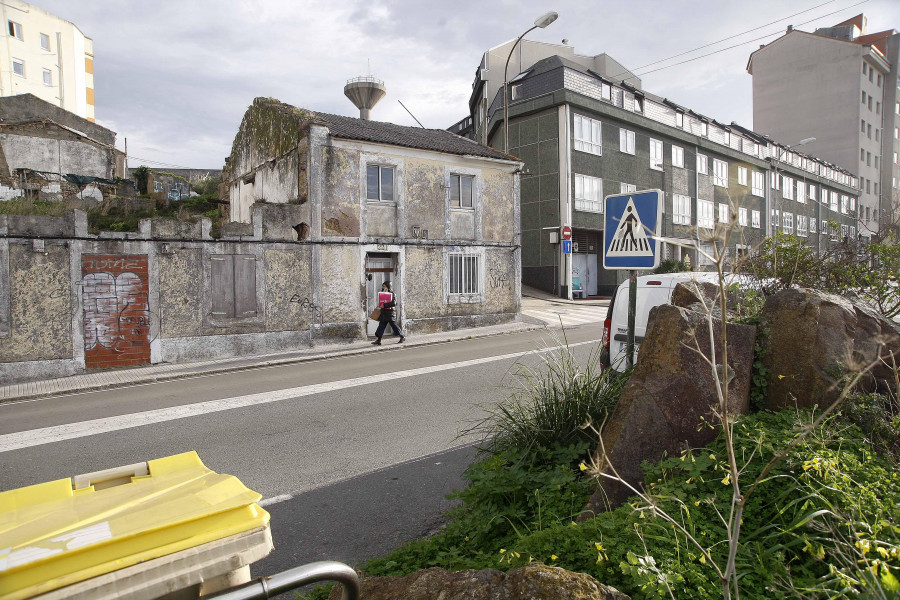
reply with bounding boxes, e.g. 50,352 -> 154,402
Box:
582,304 -> 755,514
761,288 -> 900,410
328,563 -> 630,600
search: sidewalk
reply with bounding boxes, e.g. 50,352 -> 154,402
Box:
0,320 -> 544,404
521,285 -> 609,307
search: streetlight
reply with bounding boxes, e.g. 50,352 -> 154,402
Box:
503,11 -> 558,153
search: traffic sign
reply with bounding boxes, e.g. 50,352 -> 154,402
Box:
561,225 -> 572,240
562,240 -> 572,254
603,189 -> 662,270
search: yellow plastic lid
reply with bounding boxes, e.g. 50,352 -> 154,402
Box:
0,451 -> 270,600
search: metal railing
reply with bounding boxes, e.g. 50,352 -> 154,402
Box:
200,561 -> 359,600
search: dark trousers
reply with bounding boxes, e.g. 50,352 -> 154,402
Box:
375,319 -> 402,339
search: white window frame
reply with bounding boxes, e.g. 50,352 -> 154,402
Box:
620,182 -> 636,193
797,215 -> 807,237
718,203 -> 730,225
697,199 -> 714,229
796,181 -> 805,204
840,195 -> 848,214
782,176 -> 794,200
712,159 -> 728,188
809,218 -> 817,234
697,154 -> 708,175
671,145 -> 684,168
12,58 -> 24,77
751,171 -> 764,197
446,250 -> 484,303
650,138 -> 663,171
574,114 -> 602,156
673,194 -> 691,225
42,68 -> 51,86
737,166 -> 748,186
39,32 -> 50,51
7,20 -> 22,40
830,191 -> 838,212
751,210 -> 761,229
450,173 -> 475,209
366,164 -> 396,203
739,207 -> 748,227
782,212 -> 793,233
808,184 -> 816,203
574,174 -> 603,213
619,128 -> 635,155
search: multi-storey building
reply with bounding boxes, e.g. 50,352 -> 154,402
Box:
749,14 -> 899,239
452,42 -> 859,297
0,1 -> 94,121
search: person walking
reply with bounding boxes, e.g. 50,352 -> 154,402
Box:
372,281 -> 405,345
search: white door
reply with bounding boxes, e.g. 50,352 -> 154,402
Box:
365,254 -> 395,336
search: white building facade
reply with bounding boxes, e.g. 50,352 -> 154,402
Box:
1,0 -> 94,121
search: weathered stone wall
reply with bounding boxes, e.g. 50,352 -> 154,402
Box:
321,146 -> 361,237
405,158 -> 445,239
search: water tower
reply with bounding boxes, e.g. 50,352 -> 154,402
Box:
344,76 -> 386,120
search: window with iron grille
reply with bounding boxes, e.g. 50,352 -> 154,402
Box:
448,253 -> 481,295
211,255 -> 258,319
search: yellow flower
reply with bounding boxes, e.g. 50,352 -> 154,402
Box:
579,462 -> 588,471
708,454 -> 716,461
699,554 -> 706,564
595,542 -> 604,551
551,554 -> 558,561
464,536 -> 469,541
512,551 -> 521,559
721,473 -> 731,485
499,549 -> 506,554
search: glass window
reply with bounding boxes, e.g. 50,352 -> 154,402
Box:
12,58 -> 24,77
650,139 -> 663,170
42,68 -> 51,86
797,215 -> 807,237
619,128 -> 635,154
697,154 -> 708,175
739,207 -> 748,227
673,194 -> 691,225
752,210 -> 761,228
450,174 -> 474,208
366,165 -> 394,202
448,253 -> 481,295
782,212 -> 793,233
751,171 -> 764,196
620,182 -> 636,193
671,145 -> 684,168
574,114 -> 602,155
40,32 -> 50,51
7,20 -> 22,40
737,166 -> 748,186
712,159 -> 728,187
782,176 -> 794,200
718,203 -> 730,224
574,174 -> 603,213
697,199 -> 714,229
797,181 -> 805,204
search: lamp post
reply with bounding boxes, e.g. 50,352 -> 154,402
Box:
768,136 -> 815,239
503,11 -> 558,153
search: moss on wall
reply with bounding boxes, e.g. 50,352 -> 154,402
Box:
158,247 -> 203,338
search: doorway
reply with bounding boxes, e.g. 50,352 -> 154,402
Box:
365,253 -> 398,336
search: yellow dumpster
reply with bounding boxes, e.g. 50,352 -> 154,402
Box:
0,451 -> 272,600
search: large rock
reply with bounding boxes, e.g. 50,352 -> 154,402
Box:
582,304 -> 755,514
328,563 -> 630,600
761,288 -> 900,410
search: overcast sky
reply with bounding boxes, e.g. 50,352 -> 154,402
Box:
34,0 -> 900,170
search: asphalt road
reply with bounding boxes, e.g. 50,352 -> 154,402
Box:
1,323 -> 603,587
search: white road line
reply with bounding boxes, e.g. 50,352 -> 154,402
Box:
0,340 -> 602,454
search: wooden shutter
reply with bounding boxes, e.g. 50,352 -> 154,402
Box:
211,255 -> 235,317
234,255 -> 258,317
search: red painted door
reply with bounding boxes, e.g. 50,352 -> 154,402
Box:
81,254 -> 151,370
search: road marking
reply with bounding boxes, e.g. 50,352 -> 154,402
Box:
0,340 -> 601,454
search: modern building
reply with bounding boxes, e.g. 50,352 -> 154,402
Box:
453,41 -> 860,297
222,97 -> 522,338
748,15 -> 900,239
1,0 -> 95,121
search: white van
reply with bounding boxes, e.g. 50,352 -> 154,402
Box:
600,272 -> 726,373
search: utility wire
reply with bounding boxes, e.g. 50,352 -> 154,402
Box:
127,155 -> 216,170
633,0 -> 870,77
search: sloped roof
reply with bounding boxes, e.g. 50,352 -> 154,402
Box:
310,110 -> 514,162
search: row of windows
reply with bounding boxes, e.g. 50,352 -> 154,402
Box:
7,20 -> 52,51
9,58 -> 53,85
673,195 -> 761,229
861,90 -> 882,115
365,165 -> 475,209
773,210 -> 857,239
862,61 -> 884,87
860,118 -> 881,142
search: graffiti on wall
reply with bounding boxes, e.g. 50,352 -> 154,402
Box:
81,254 -> 151,369
488,265 -> 511,289
290,294 -> 323,324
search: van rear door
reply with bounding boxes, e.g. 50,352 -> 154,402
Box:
607,279 -> 674,371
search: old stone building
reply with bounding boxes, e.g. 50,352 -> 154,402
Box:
222,97 -> 523,338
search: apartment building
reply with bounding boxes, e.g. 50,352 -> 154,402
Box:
453,42 -> 859,298
1,1 -> 94,121
749,15 -> 900,239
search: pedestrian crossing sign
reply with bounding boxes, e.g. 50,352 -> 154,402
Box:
603,189 -> 662,270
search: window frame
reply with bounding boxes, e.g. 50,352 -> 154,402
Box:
712,158 -> 728,188
751,171 -> 764,197
673,194 -> 691,225
209,254 -> 260,321
739,207 -> 748,227
42,68 -> 51,86
449,173 -> 475,209
574,174 -> 603,213
445,250 -> 485,304
649,138 -> 664,171
366,164 -> 395,203
12,58 -> 24,77
737,166 -> 748,186
751,210 -> 761,229
671,145 -> 684,168
697,199 -> 714,229
697,154 -> 708,175
573,114 -> 602,156
619,128 -> 635,155
718,203 -> 730,225
7,20 -> 22,40
39,32 -> 50,51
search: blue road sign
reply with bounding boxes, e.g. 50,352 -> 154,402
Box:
562,240 -> 572,254
603,189 -> 662,270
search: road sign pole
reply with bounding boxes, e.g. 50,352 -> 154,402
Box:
626,269 -> 637,369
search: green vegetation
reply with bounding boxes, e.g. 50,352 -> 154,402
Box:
653,258 -> 690,274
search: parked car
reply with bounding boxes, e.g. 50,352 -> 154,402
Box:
600,272 -> 744,372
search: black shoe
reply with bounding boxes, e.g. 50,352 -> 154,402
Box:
372,339 -> 381,345
398,336 -> 405,343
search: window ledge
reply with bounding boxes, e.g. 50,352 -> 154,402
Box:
447,294 -> 484,305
